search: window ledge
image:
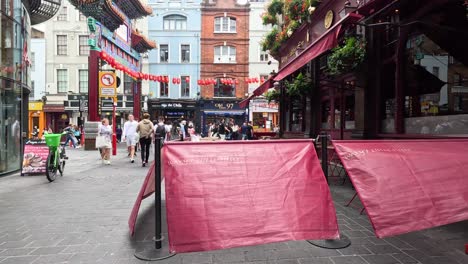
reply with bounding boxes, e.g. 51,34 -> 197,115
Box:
214,31 -> 237,34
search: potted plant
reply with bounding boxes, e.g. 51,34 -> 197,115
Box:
285,73 -> 313,96
327,37 -> 366,76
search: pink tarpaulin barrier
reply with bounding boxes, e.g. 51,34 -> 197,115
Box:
333,140 -> 468,238
163,140 -> 339,253
129,161 -> 156,236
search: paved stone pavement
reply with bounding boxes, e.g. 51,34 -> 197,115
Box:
0,143 -> 467,264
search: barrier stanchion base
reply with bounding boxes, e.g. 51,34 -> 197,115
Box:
134,238 -> 176,261
307,234 -> 351,249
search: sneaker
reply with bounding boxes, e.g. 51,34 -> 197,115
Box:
76,146 -> 81,149
106,160 -> 111,165
131,159 -> 134,163
142,162 -> 146,167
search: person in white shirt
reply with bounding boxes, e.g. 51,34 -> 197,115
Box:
122,114 -> 139,163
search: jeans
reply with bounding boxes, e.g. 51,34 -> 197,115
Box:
64,135 -> 77,147
139,137 -> 152,163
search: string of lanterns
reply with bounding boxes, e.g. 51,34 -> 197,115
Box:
99,50 -> 267,85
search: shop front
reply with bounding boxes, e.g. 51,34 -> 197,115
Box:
44,104 -> 68,133
199,100 -> 247,135
1,0 -> 31,175
28,102 -> 45,138
148,99 -> 197,122
250,99 -> 279,132
363,0 -> 468,138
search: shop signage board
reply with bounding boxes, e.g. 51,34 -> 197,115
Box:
21,142 -> 49,175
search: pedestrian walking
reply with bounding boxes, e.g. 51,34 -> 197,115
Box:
170,120 -> 181,141
98,118 -> 113,165
136,113 -> 154,167
122,114 -> 139,163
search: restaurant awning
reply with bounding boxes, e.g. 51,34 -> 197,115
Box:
273,13 -> 363,82
239,79 -> 273,108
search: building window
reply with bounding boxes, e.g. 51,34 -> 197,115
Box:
181,76 -> 190,97
163,15 -> 187,30
79,70 -> 88,93
79,36 -> 89,56
31,81 -> 35,98
160,44 -> 169,63
57,35 -> 67,55
214,45 -> 236,63
214,78 -> 235,97
57,69 -> 68,93
124,75 -> 133,95
31,52 -> 35,71
79,12 -> 86,21
214,17 -> 236,33
160,76 -> 169,97
181,45 -> 190,62
57,6 -> 67,21
260,51 -> 270,62
432,66 -> 440,78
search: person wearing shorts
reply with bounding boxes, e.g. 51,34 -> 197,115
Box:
122,114 -> 139,163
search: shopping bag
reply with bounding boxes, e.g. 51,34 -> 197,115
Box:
95,135 -> 109,148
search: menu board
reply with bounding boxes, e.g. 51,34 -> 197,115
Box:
22,143 -> 49,175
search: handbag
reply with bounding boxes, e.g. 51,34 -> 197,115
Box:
95,135 -> 109,148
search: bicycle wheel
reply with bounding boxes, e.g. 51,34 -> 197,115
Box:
58,147 -> 66,176
46,152 -> 58,182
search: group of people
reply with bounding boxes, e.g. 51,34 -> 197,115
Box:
208,121 -> 254,140
96,114 -> 259,166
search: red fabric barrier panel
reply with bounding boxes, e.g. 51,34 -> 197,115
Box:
163,140 -> 339,253
129,161 -> 156,236
333,140 -> 468,238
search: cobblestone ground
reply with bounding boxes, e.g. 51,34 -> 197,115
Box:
0,145 -> 467,264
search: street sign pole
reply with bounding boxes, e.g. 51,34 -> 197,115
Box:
112,97 -> 117,156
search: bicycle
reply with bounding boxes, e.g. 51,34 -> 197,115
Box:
44,133 -> 68,182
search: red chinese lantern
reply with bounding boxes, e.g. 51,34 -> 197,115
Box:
172,78 -> 176,84
261,77 -> 265,83
197,80 -> 201,85
185,77 -> 190,83
245,77 -> 249,83
235,79 -> 239,85
165,76 -> 169,83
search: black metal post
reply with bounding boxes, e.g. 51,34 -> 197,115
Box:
321,133 -> 329,183
308,132 -> 351,249
134,134 -> 175,260
154,135 -> 162,249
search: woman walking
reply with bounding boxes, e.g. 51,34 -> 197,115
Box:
99,118 -> 113,165
136,113 -> 154,167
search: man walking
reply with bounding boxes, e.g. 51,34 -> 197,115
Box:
122,114 -> 138,163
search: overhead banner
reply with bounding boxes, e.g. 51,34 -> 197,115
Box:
162,140 -> 339,253
333,140 -> 468,238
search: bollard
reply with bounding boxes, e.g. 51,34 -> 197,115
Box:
320,132 -> 329,183
154,135 -> 163,249
134,134 -> 175,260
308,132 -> 351,249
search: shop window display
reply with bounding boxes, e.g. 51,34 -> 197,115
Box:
1,0 -> 31,175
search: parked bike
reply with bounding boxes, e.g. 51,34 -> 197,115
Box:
44,133 -> 68,182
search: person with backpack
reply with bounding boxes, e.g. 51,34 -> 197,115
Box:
136,113 -> 154,167
154,118 -> 166,142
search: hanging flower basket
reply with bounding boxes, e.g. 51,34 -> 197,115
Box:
327,37 -> 366,76
265,89 -> 280,103
285,73 -> 313,97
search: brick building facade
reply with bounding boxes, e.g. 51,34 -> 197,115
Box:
200,0 -> 250,99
